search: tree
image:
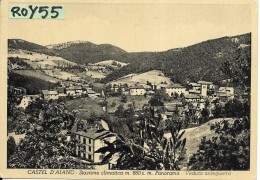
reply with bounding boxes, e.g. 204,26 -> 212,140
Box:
111,61 -> 117,66
7,136 -> 17,160
99,100 -> 108,108
96,108 -> 186,170
173,92 -> 179,99
149,97 -> 164,107
188,45 -> 251,170
88,112 -> 97,124
200,108 -> 210,124
8,102 -> 93,169
115,105 -> 125,117
121,94 -> 127,103
188,117 -> 250,170
111,102 -> 116,107
212,103 -> 223,118
149,91 -> 167,107
224,98 -> 244,118
118,87 -> 123,96
124,105 -> 135,118
221,46 -> 251,92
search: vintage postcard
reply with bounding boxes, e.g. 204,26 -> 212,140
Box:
0,0 -> 257,179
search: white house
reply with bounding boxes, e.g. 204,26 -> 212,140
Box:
216,87 -> 235,101
185,94 -> 201,102
188,82 -> 201,94
87,89 -> 99,98
161,83 -> 187,96
65,86 -> 85,96
73,129 -> 116,163
129,85 -> 146,95
41,90 -> 59,100
218,87 -> 234,96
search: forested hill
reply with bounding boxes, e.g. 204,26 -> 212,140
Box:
8,39 -> 56,56
103,33 -> 251,84
8,33 -> 251,84
46,41 -> 127,64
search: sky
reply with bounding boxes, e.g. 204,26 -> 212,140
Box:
8,3 -> 252,52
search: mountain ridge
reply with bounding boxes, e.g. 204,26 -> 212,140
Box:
8,32 -> 251,84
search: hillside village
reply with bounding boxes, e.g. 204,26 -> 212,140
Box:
7,35 -> 251,170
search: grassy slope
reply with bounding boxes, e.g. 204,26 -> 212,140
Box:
65,98 -> 105,119
13,70 -> 60,83
107,95 -> 149,113
8,72 -> 58,94
110,70 -> 172,86
95,60 -> 128,67
182,118 -> 234,155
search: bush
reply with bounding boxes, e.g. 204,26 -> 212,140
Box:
188,117 -> 250,170
7,136 -> 17,160
111,102 -> 116,107
121,95 -> 127,103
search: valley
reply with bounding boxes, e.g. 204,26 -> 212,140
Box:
7,33 -> 251,170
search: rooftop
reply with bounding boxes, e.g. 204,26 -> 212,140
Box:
88,89 -> 96,94
161,83 -> 184,88
66,86 -> 83,90
185,94 -> 201,99
129,84 -> 150,89
74,129 -> 112,139
197,80 -> 213,85
189,82 -> 201,87
42,90 -> 58,95
219,87 -> 234,91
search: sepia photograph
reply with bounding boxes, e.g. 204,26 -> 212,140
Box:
1,0 -> 257,179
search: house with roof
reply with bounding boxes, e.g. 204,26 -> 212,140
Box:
65,86 -> 86,96
216,87 -> 234,101
110,83 -> 129,94
161,83 -> 187,97
217,87 -> 234,96
188,82 -> 201,94
197,80 -> 215,90
188,81 -> 215,96
41,90 -> 59,100
129,84 -> 147,95
185,94 -> 201,102
71,75 -> 81,82
57,87 -> 65,94
72,129 -> 117,163
87,89 -> 99,98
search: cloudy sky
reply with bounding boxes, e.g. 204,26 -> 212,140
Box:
8,3 -> 252,52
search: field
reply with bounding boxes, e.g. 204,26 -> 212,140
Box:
85,70 -> 107,79
110,70 -> 173,87
65,98 -> 105,119
12,70 -> 60,83
74,72 -> 96,83
107,95 -> 149,113
95,60 -> 128,68
8,49 -> 77,69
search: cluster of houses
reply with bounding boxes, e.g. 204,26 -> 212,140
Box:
107,80 -> 235,123
41,83 -> 101,100
10,78 -> 235,170
16,82 -> 102,109
108,80 -> 234,101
